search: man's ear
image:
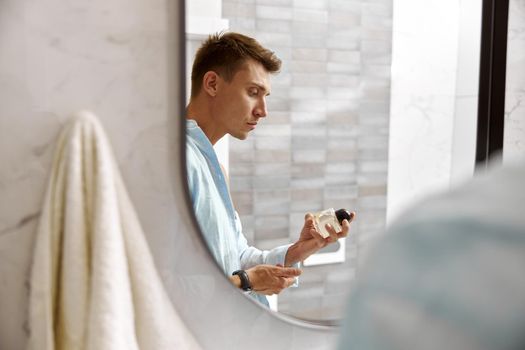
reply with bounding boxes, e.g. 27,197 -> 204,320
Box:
202,71 -> 220,97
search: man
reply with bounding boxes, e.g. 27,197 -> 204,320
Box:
186,32 -> 352,305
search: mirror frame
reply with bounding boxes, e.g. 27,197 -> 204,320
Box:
476,0 -> 509,167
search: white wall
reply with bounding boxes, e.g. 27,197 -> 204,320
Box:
387,0 -> 459,222
387,0 -> 482,223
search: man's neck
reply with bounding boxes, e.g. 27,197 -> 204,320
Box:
186,99 -> 225,145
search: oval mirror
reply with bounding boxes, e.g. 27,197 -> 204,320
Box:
183,0 -> 483,325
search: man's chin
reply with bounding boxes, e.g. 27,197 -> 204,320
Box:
230,132 -> 249,140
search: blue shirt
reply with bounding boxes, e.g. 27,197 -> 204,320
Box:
186,119 -> 292,306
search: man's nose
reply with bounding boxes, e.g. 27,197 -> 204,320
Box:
254,98 -> 268,118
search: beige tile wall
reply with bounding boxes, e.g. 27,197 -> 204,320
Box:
223,0 -> 392,320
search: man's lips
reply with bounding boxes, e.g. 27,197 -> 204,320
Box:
247,122 -> 257,130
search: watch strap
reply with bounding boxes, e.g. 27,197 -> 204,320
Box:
232,270 -> 252,291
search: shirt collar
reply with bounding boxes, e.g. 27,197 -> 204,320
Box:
186,119 -> 216,157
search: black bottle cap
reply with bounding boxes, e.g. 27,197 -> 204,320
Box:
335,209 -> 354,224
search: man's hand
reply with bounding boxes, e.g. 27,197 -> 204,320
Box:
284,212 -> 354,266
244,264 -> 302,295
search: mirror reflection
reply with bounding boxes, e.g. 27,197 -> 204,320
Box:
185,0 -> 482,323
185,30 -> 354,309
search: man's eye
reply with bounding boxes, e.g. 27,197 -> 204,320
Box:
249,89 -> 258,96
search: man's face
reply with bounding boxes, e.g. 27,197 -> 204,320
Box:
214,59 -> 271,140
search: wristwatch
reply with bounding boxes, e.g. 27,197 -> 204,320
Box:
232,270 -> 252,291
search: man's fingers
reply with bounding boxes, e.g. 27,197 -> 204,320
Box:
257,277 -> 296,295
283,277 -> 296,288
337,230 -> 348,238
348,211 -> 356,223
336,219 -> 350,238
275,267 -> 302,277
337,214 -> 354,238
324,223 -> 339,243
304,213 -> 317,228
275,277 -> 296,292
304,212 -> 314,221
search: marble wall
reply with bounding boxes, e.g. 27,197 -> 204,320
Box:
386,0 -> 460,222
388,0 -> 525,224
0,1 -> 175,348
504,0 -> 525,162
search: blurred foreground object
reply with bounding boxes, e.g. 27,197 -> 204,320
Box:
339,160 -> 525,350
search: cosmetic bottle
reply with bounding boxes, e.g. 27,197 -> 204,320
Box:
313,208 -> 353,238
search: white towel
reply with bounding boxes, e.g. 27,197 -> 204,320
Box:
28,111 -> 201,350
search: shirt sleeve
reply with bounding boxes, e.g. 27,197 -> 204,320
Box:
234,211 -> 300,288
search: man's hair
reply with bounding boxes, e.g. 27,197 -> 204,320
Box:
190,32 -> 282,98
